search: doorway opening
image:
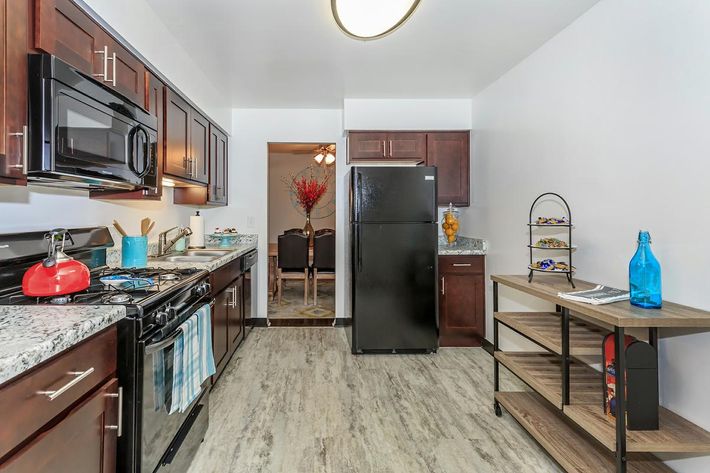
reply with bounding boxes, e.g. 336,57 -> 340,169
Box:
267,143 -> 336,324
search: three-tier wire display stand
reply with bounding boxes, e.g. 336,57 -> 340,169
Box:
528,192 -> 575,288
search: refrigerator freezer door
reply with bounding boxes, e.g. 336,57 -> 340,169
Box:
352,167 -> 437,223
351,222 -> 438,352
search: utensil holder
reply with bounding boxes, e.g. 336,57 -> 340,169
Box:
122,236 -> 148,268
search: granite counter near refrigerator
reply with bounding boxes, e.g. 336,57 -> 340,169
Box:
438,236 -> 488,255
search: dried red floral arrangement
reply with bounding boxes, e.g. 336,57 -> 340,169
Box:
286,172 -> 330,213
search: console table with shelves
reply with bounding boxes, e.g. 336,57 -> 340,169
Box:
491,274 -> 710,473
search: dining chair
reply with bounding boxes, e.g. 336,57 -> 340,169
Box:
277,232 -> 310,305
284,228 -> 304,235
312,230 -> 335,306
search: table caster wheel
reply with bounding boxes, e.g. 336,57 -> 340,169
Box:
494,402 -> 503,417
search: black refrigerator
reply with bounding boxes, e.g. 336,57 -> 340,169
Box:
348,166 -> 439,354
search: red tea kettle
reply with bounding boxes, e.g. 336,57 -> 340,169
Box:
22,229 -> 91,297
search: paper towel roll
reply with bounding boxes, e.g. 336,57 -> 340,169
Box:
189,211 -> 205,248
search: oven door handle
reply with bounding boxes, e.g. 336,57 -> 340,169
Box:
145,297 -> 214,350
145,328 -> 184,355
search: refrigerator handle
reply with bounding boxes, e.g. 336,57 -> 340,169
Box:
356,172 -> 363,222
356,224 -> 362,272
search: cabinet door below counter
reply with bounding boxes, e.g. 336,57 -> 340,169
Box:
0,378 -> 119,473
439,255 -> 485,346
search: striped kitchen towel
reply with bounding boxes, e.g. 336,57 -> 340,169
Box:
169,304 -> 216,414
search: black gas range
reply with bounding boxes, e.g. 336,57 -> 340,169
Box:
0,227 -> 213,473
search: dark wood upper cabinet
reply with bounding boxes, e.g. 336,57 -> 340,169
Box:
388,132 -> 426,160
348,130 -> 470,205
426,132 -> 470,206
36,0 -> 144,106
144,71 -> 164,198
35,0 -> 105,77
0,0 -> 5,161
208,124 -> 228,205
0,0 -> 29,183
189,110 -> 209,184
0,378 -> 119,473
348,132 -> 426,162
347,132 -> 388,160
438,255 -> 485,347
103,33 -> 145,106
165,89 -> 209,185
164,89 -> 191,179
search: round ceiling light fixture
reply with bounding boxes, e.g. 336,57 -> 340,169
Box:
332,0 -> 421,40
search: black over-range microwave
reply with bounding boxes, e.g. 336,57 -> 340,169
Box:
28,53 -> 157,191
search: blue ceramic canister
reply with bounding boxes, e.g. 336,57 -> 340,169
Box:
122,236 -> 148,268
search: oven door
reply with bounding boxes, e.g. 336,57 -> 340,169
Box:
138,298 -> 213,473
53,86 -> 151,187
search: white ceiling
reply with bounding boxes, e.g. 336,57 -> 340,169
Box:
145,0 -> 599,108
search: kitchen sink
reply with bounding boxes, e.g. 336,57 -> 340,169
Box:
149,249 -> 232,263
151,255 -> 218,263
182,249 -> 232,257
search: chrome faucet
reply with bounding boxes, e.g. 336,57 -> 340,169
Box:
157,226 -> 193,257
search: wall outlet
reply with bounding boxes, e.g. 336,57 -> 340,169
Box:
247,216 -> 255,228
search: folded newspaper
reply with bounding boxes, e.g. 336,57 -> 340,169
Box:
558,285 -> 629,305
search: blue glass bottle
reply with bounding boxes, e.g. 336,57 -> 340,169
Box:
629,231 -> 662,308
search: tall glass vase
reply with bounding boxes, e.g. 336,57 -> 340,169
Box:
629,230 -> 662,308
303,211 -> 314,244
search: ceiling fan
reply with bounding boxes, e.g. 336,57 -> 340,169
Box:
312,145 -> 336,165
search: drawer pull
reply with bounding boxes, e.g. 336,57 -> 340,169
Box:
105,386 -> 123,437
37,367 -> 95,401
452,263 -> 472,267
441,276 -> 445,295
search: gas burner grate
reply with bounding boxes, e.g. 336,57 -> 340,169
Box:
159,273 -> 180,281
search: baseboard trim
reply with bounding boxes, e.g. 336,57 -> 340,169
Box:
481,338 -> 494,356
248,318 -> 352,327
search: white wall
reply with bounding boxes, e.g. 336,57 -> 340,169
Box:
268,152 -> 336,244
0,185 -> 194,236
466,0 -> 710,470
343,99 -> 472,130
204,109 -> 347,321
82,0 -> 231,130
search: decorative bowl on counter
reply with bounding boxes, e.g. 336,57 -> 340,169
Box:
206,232 -> 239,248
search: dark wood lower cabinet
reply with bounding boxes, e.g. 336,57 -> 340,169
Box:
439,255 -> 485,346
210,260 -> 245,385
227,275 -> 244,354
212,289 -> 230,380
0,377 -> 119,473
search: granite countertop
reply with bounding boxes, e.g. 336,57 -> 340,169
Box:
438,236 -> 488,255
147,242 -> 258,272
0,305 -> 126,385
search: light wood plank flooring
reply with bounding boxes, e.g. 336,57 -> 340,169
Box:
188,328 -> 561,473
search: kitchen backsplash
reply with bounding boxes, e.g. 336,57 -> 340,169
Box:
106,230 -> 258,267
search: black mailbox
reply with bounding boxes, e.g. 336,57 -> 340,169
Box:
626,340 -> 659,431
